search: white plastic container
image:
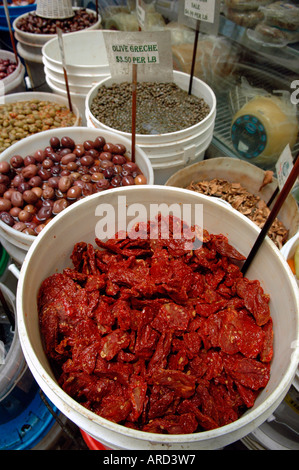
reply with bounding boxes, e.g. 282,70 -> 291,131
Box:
13,8 -> 101,91
42,30 -> 110,77
0,127 -> 153,265
16,185 -> 299,450
85,71 -> 217,184
13,8 -> 102,48
0,50 -> 25,95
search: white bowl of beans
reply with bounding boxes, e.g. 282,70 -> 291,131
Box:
0,127 -> 153,264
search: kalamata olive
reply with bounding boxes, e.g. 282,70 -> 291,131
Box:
12,174 -> 24,188
59,148 -> 72,158
24,155 -> 36,166
122,175 -> 135,186
38,168 -> 52,181
22,227 -> 36,235
61,136 -> 75,149
47,177 -> 59,189
85,148 -> 99,158
114,143 -> 126,155
10,206 -> 21,218
49,136 -> 60,149
82,182 -> 93,196
91,172 -> 104,182
73,144 -> 85,157
0,212 -> 14,226
37,205 -> 52,221
23,204 -> 36,215
3,188 -> 15,200
28,175 -> 42,187
111,175 -> 122,187
18,182 -> 30,193
43,186 -> 55,199
0,161 -> 10,173
52,198 -> 68,214
67,185 -> 82,200
13,221 -> 27,232
58,175 -> 72,193
23,189 -> 38,204
103,167 -> 114,179
0,197 -> 12,211
134,174 -> 147,185
99,151 -> 112,161
11,191 -> 23,207
42,158 -> 54,169
123,162 -> 138,172
34,149 -> 46,162
61,153 -> 76,165
0,184 -> 7,196
95,179 -> 110,191
83,140 -> 94,150
0,174 -> 10,186
10,155 -> 23,168
94,136 -> 106,149
18,209 -> 32,223
103,143 -> 119,153
112,154 -> 126,165
80,155 -> 94,167
31,187 -> 43,198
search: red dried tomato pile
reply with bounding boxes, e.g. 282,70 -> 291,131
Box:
38,216 -> 273,434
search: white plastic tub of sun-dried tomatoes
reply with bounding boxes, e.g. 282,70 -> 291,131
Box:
16,185 -> 299,449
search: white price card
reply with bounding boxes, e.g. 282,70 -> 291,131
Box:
104,31 -> 173,82
275,144 -> 294,190
184,0 -> 215,23
178,0 -> 220,34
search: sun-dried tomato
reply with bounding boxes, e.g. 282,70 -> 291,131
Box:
38,215 -> 273,434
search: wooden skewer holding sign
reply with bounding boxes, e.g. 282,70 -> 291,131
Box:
57,28 -> 73,113
188,20 -> 200,96
241,155 -> 299,276
131,63 -> 137,163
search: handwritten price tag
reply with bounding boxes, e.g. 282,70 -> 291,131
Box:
276,145 -> 294,190
104,31 -> 173,82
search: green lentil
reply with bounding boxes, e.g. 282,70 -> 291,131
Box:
90,82 -> 210,135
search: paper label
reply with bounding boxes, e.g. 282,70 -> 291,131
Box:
178,0 -> 220,34
184,0 -> 216,23
275,145 -> 294,190
104,31 -> 173,82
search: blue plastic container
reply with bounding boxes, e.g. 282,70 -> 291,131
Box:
0,3 -> 36,31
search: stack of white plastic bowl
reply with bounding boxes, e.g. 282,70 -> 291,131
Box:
86,71 -> 217,184
12,8 -> 101,92
0,50 -> 26,95
42,30 -> 110,123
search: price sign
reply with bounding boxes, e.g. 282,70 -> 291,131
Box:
104,31 -> 173,82
178,0 -> 220,35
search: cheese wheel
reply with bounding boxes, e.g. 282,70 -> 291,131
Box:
231,96 -> 298,167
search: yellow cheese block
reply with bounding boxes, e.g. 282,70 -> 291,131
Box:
231,95 -> 298,167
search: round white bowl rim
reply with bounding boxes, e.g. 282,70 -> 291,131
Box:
86,71 -> 217,139
16,185 -> 299,446
0,127 -> 153,244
